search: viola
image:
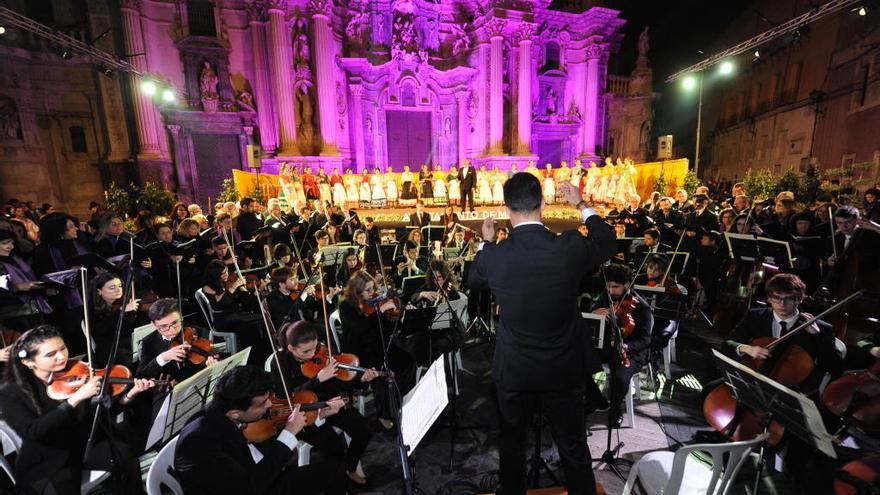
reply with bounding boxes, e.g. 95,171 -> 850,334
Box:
613,295 -> 637,339
300,345 -> 389,382
241,390 -> 344,443
170,327 -> 218,365
47,360 -> 171,401
822,361 -> 880,433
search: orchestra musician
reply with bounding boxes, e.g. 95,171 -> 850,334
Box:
173,366 -> 347,495
265,266 -> 310,329
585,263 -> 654,427
271,321 -> 377,485
0,325 -> 154,495
469,173 -> 614,495
409,201 -> 432,228
392,240 -> 429,287
87,272 -> 140,368
408,260 -> 466,365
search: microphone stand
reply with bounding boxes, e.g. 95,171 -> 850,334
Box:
598,263 -> 633,482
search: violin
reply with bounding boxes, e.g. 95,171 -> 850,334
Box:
613,294 -> 637,339
361,293 -> 401,321
834,455 -> 880,495
1,329 -> 22,349
822,360 -> 880,434
241,390 -> 344,443
170,327 -> 218,365
646,278 -> 682,294
300,345 -> 389,382
47,360 -> 171,401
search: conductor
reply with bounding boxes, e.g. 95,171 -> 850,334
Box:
469,173 -> 614,494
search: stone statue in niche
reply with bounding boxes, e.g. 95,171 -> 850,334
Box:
366,118 -> 373,135
335,81 -> 347,131
346,10 -> 369,44
199,61 -> 219,112
294,32 -> 310,68
545,87 -> 557,115
444,117 -> 451,136
0,96 -> 23,140
638,27 -> 650,58
450,23 -> 470,56
294,69 -> 315,144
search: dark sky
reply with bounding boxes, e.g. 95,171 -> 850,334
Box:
604,0 -> 753,153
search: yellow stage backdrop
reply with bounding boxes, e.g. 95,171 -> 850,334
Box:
631,158 -> 689,200
232,169 -> 281,200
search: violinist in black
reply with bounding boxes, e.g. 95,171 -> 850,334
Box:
408,260 -> 466,365
200,259 -> 269,362
0,325 -> 154,495
266,266 -> 308,329
87,272 -> 141,368
585,263 -> 653,427
270,321 -> 377,486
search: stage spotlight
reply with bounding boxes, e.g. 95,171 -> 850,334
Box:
61,50 -> 73,60
103,68 -> 115,78
754,49 -> 760,58
719,61 -> 734,75
859,6 -> 867,16
682,75 -> 697,91
141,79 -> 157,96
161,89 -> 176,103
0,26 -> 6,35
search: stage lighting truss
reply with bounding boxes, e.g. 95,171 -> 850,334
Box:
666,0 -> 863,83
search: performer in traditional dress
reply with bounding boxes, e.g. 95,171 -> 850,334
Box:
291,165 -> 307,204
526,160 -> 541,180
477,165 -> 493,206
419,164 -> 434,206
317,168 -> 332,205
447,166 -> 461,207
399,165 -> 417,207
542,164 -> 556,205
491,166 -> 505,206
343,169 -> 359,209
301,167 -> 319,200
370,167 -> 387,208
385,166 -> 399,208
330,168 -> 347,206
433,164 -> 448,207
359,169 -> 372,208
615,158 -> 638,201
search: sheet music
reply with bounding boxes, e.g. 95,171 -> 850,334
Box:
401,356 -> 448,455
581,313 -> 605,349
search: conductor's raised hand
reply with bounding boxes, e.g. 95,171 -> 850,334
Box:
560,181 -> 583,206
481,217 -> 496,242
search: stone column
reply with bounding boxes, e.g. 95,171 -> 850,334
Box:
246,2 -> 277,155
456,91 -> 469,165
582,44 -> 602,158
267,0 -> 298,154
119,0 -> 168,160
350,85 -> 366,170
516,26 -> 534,155
487,19 -> 505,155
310,0 -> 339,155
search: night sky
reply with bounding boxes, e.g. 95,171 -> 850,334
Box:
605,0 -> 753,156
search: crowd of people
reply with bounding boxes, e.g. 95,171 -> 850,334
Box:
0,168 -> 878,494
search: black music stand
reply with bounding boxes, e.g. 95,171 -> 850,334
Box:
712,350 -> 837,493
421,226 -> 446,245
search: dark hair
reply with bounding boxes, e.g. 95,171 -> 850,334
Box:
240,197 -> 255,208
426,259 -> 454,289
834,205 -> 859,219
154,222 -> 173,233
148,298 -> 180,322
212,366 -> 275,413
38,212 -> 78,246
644,254 -> 668,271
702,230 -> 722,245
277,320 -> 318,349
643,228 -> 660,241
271,266 -> 293,288
4,325 -> 64,414
765,273 -> 806,297
203,259 -> 228,292
404,240 -> 418,252
314,229 -> 329,240
503,173 -> 542,213
273,243 -> 292,260
791,211 -> 814,225
605,263 -> 633,285
91,271 -> 122,313
211,236 -> 228,247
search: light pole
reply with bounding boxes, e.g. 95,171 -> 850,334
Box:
682,60 -> 733,177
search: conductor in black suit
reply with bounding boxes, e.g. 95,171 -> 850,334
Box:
458,159 -> 476,213
469,173 -> 615,494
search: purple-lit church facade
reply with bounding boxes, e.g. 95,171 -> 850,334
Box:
122,0 -> 625,203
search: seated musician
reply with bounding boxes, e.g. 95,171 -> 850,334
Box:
633,254 -> 687,294
338,271 -> 415,429
88,272 -> 141,368
585,264 -> 654,427
271,321 -> 377,485
266,266 -> 310,328
0,325 -> 154,494
334,247 -> 363,288
409,260 -> 466,365
0,229 -> 54,330
174,365 -> 346,495
392,240 -> 429,287
725,273 -> 843,390
632,228 -> 671,268
200,259 -> 270,362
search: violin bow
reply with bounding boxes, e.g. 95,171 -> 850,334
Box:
80,266 -> 94,378
659,229 -> 687,287
316,264 -> 336,357
768,290 -> 863,351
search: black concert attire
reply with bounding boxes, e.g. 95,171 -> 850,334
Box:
621,207 -> 652,237
338,299 -> 416,420
0,253 -> 52,331
651,209 -> 685,240
365,224 -> 381,247
632,242 -> 672,269
89,302 -> 139,369
203,286 -> 270,362
407,282 -> 466,366
458,165 -> 476,212
685,207 -> 720,233
468,212 -> 615,495
91,234 -> 131,260
584,291 -> 654,420
673,200 -> 694,214
409,211 -> 432,228
0,379 -> 144,495
136,329 -> 209,418
173,403 -> 346,495
269,349 -> 373,473
391,253 -> 430,289
266,286 -> 307,329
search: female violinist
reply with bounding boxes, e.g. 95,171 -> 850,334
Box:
584,264 -> 654,427
270,321 -> 376,486
0,325 -> 153,495
88,272 -> 141,368
338,271 -> 416,429
200,259 -> 270,362
334,248 -> 363,288
408,260 -> 466,365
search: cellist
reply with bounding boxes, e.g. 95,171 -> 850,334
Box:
270,321 -> 377,486
725,273 -> 843,391
584,264 -> 654,427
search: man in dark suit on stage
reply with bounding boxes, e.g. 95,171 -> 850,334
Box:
458,159 -> 476,213
469,173 -> 614,495
408,200 -> 432,228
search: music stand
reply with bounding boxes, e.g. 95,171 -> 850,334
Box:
145,347 -> 251,450
131,323 -> 155,363
663,251 -> 690,276
581,312 -> 606,350
712,350 -> 837,493
421,226 -> 446,245
401,275 -> 427,302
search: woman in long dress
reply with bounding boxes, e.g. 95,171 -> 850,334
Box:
433,165 -> 448,207
491,166 -> 505,205
477,165 -> 493,206
542,164 -> 556,205
330,168 -> 347,206
317,168 -> 333,205
419,164 -> 434,206
447,166 -> 461,208
291,166 -> 307,204
615,159 -> 638,201
399,165 -> 417,207
370,167 -> 387,208
359,169 -> 372,208
385,167 -> 399,208
344,169 -> 359,209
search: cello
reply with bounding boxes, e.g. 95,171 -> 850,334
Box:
703,291 -> 863,446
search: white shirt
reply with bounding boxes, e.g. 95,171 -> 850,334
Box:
772,310 -> 799,339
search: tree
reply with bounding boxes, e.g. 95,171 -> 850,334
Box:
682,170 -> 701,196
104,182 -> 136,218
743,168 -> 777,202
218,178 -> 240,203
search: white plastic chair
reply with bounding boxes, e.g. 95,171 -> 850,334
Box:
622,432 -> 769,495
0,421 -> 109,494
194,288 -> 239,355
328,309 -> 343,354
601,364 -> 641,429
146,437 -> 183,495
